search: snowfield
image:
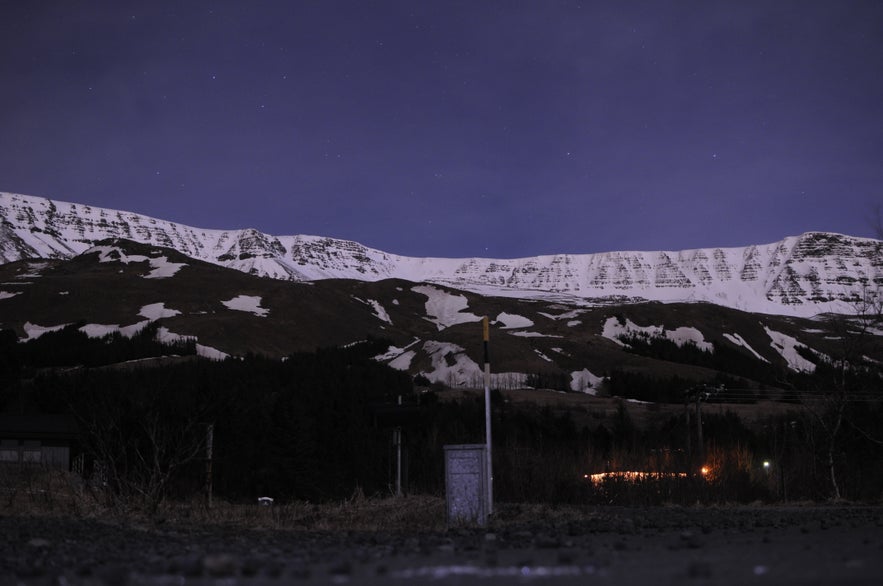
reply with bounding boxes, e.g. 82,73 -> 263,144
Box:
79,323 -> 144,338
22,321 -> 67,340
723,332 -> 769,362
495,312 -> 534,329
2,192 -> 882,318
508,330 -> 563,338
764,326 -> 816,373
139,302 -> 182,320
156,327 -> 229,360
602,317 -> 712,351
357,298 -> 391,324
412,285 -> 481,331
222,295 -> 269,317
570,368 -> 603,393
421,340 -> 481,384
92,245 -> 187,279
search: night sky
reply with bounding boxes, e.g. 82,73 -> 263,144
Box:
1,1 -> 881,258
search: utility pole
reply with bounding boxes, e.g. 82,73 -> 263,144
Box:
482,316 -> 493,516
205,423 -> 214,509
684,397 -> 692,475
695,391 -> 704,469
684,384 -> 722,475
394,395 -> 403,497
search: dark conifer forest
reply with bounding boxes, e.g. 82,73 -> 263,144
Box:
2,325 -> 882,510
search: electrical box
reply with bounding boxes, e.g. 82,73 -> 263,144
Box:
444,444 -> 488,526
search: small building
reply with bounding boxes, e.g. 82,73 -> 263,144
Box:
0,414 -> 81,471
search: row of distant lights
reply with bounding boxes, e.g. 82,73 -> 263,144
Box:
583,470 -> 699,485
585,461 -> 772,485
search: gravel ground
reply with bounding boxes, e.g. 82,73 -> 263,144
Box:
2,505 -> 882,585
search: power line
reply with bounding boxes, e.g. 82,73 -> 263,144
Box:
683,385 -> 881,404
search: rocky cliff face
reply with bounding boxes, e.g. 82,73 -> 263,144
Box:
2,192 -> 881,316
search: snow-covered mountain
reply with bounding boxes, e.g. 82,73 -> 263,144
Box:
2,191 -> 881,317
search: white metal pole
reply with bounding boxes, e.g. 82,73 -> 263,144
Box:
482,316 -> 493,516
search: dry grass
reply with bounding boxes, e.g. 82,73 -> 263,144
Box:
1,468 -> 605,532
1,470 -> 451,531
163,490 -> 449,531
0,465 -> 106,518
172,495 -> 614,532
9,466 -> 852,534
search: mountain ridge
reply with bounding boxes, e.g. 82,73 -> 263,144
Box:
2,191 -> 881,317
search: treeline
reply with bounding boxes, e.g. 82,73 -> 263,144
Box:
3,328 -> 882,508
1,323 -> 196,373
16,341 -> 411,508
604,370 -> 752,404
617,333 -> 789,388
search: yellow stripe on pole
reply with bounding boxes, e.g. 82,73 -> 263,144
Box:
482,316 -> 490,365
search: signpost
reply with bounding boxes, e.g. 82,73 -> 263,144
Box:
442,317 -> 494,525
482,316 -> 493,516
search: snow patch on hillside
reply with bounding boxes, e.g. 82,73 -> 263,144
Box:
539,309 -> 585,320
534,349 -> 552,362
75,303 -> 180,340
91,245 -> 186,278
413,285 -> 481,331
723,332 -> 769,362
496,312 -> 534,329
354,297 -> 392,323
78,320 -> 151,339
367,299 -> 392,324
222,295 -> 269,317
571,369 -> 603,394
764,327 -> 815,372
0,291 -> 21,300
145,257 -> 187,279
509,331 -> 563,338
421,340 -> 481,385
666,327 -> 713,351
389,351 -> 416,370
139,302 -> 181,320
156,327 -> 229,360
22,322 -> 67,340
80,323 -> 120,338
374,346 -> 401,362
376,339 -> 420,370
16,262 -> 48,279
602,317 -> 712,351
602,317 -> 651,346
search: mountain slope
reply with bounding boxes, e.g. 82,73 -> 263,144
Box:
3,238 -> 880,397
2,191 -> 881,317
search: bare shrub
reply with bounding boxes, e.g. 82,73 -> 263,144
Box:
0,464 -> 104,517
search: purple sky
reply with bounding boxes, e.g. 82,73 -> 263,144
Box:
1,1 -> 881,258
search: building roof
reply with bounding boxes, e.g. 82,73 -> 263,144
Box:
0,414 -> 80,440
